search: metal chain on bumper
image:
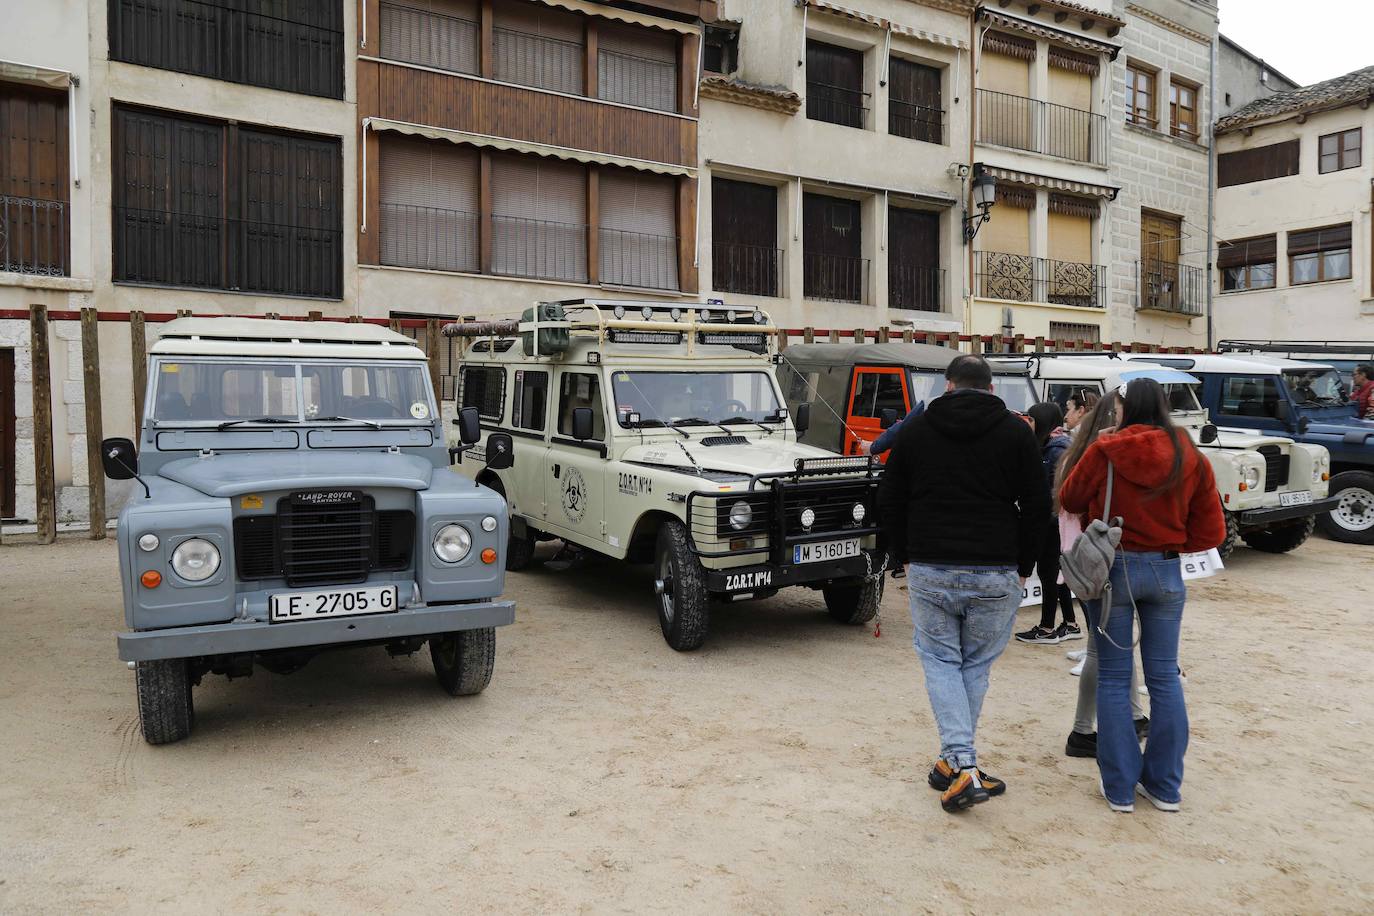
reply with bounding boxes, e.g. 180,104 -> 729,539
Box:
864,548 -> 888,638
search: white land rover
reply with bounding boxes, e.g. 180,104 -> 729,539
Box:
448,300 -> 887,651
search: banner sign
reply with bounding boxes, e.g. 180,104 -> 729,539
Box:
1019,548 -> 1223,607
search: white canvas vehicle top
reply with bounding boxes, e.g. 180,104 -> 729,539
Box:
152,317 -> 426,361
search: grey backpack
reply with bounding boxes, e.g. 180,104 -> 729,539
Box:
1060,462 -> 1122,601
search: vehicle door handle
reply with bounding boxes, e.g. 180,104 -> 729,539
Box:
552,463 -> 561,479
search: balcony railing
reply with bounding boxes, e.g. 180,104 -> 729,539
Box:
1136,260 -> 1205,316
493,25 -> 583,95
109,0 -> 344,99
380,203 -> 479,274
806,80 -> 869,129
712,242 -> 782,298
975,251 -> 1106,308
600,226 -> 679,290
1,195 -> 68,277
379,2 -> 478,75
977,89 -> 1107,166
490,214 -> 587,283
804,252 -> 868,304
889,264 -> 944,312
889,100 -> 944,145
113,206 -> 341,298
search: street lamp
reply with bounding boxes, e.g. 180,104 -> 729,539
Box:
963,167 -> 997,243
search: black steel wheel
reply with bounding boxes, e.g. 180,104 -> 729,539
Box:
823,576 -> 884,625
654,519 -> 710,651
1242,515 -> 1316,554
134,658 -> 194,745
430,628 -> 496,696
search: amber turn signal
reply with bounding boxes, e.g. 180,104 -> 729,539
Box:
1238,482 -> 1248,492
481,548 -> 498,564
1323,472 -> 1330,481
140,570 -> 162,588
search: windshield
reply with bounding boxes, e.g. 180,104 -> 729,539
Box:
1283,369 -> 1348,407
1165,383 -> 1204,413
610,371 -> 783,427
908,371 -> 1036,413
151,359 -> 435,425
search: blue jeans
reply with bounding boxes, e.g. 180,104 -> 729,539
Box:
907,563 -> 1022,770
1083,551 -> 1189,807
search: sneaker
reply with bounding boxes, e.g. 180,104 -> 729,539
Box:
941,768 -> 990,812
1065,730 -> 1097,758
1070,660 -> 1084,676
1015,625 -> 1060,644
1134,717 -> 1150,741
928,759 -> 1006,797
1136,783 -> 1180,812
1100,780 -> 1134,813
1066,648 -> 1087,661
1056,622 -> 1084,641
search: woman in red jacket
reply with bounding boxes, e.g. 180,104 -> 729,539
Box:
1060,378 -> 1226,813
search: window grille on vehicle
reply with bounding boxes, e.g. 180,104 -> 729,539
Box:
1257,445 -> 1289,493
233,502 -> 414,584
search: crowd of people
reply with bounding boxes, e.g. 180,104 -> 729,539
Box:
876,354 -> 1225,814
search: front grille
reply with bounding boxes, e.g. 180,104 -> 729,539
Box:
234,515 -> 279,579
782,478 -> 876,533
1258,445 -> 1289,492
232,493 -> 416,585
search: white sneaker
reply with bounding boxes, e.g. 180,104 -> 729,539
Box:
1070,661 -> 1084,676
1100,780 -> 1134,813
1136,783 -> 1180,812
1066,648 -> 1087,661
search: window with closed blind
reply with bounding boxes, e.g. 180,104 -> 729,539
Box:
380,0 -> 480,75
494,0 -> 585,95
1288,224 -> 1351,284
598,23 -> 678,112
806,41 -> 867,129
889,58 -> 942,144
599,169 -> 678,290
1218,235 -> 1276,292
1218,140 -> 1300,187
379,136 -> 480,273
491,154 -> 587,282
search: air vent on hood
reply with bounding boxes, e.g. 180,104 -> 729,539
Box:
700,435 -> 749,446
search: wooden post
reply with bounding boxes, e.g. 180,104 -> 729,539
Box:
480,0 -> 494,78
308,310 -> 323,321
81,309 -> 105,539
901,328 -> 913,343
829,328 -> 841,343
1033,335 -> 1045,353
389,317 -> 402,333
130,311 -> 147,431
803,326 -> 815,344
587,167 -> 600,285
584,20 -> 599,99
1012,333 -> 1025,353
991,333 -> 1004,353
970,334 -> 983,354
425,318 -> 442,402
776,329 -> 788,351
30,305 -> 55,543
877,326 -> 890,343
853,327 -> 865,343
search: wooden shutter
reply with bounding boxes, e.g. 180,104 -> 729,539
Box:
806,41 -> 865,127
379,136 -> 479,272
0,83 -> 70,275
493,0 -> 584,95
888,207 -> 939,310
380,0 -> 480,74
598,23 -> 677,112
1218,140 -> 1301,187
1217,235 -> 1276,269
710,177 -> 777,296
599,169 -> 677,289
803,193 -> 863,301
491,154 -> 587,282
889,58 -> 941,142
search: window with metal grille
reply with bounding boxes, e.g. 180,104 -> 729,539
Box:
111,104 -> 341,298
493,0 -> 584,95
806,40 -> 867,129
460,366 -> 506,421
1048,321 -> 1101,344
491,154 -> 587,282
0,82 -> 70,277
512,369 -> 549,430
599,169 -> 678,289
108,0 -> 344,99
597,22 -> 678,112
380,0 -> 479,75
711,177 -> 780,297
888,58 -> 942,144
380,136 -> 479,273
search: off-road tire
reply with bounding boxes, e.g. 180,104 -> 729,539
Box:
1217,510 -> 1241,560
135,658 -> 194,745
823,576 -> 884,625
654,519 -> 710,651
1242,515 -> 1316,554
430,628 -> 496,696
506,528 -> 537,571
1316,470 -> 1374,545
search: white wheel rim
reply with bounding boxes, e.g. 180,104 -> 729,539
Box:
1332,487 -> 1374,531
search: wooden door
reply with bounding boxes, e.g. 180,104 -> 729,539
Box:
1141,211 -> 1181,311
1,348 -> 14,518
711,177 -> 777,296
888,207 -> 940,310
803,193 -> 862,301
844,366 -> 908,459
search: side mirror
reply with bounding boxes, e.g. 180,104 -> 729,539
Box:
1298,416 -> 1311,435
571,406 -> 594,442
455,406 -> 481,445
879,407 -> 899,430
101,437 -> 138,480
795,401 -> 811,436
1199,423 -> 1219,445
486,433 -> 515,470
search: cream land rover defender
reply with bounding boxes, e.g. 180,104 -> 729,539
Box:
448,300 -> 886,651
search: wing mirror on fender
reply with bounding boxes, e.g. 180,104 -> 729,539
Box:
485,433 -> 515,470
453,406 -> 481,445
100,437 -> 150,499
1200,423 -> 1219,444
795,402 -> 811,436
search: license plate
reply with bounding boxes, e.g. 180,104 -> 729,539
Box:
1279,490 -> 1313,507
793,538 -> 860,564
269,585 -> 399,623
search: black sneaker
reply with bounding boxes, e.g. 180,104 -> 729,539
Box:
940,768 -> 990,813
1134,717 -> 1150,740
1055,622 -> 1084,641
928,759 -> 1006,797
1015,625 -> 1061,644
1065,730 -> 1097,758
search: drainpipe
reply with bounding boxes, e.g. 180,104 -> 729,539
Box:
1205,27 -> 1218,350
966,17 -> 979,340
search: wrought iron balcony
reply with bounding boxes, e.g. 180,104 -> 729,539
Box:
804,252 -> 869,304
712,242 -> 782,298
889,264 -> 944,312
1136,260 -> 1205,316
975,251 -> 1106,309
0,195 -> 68,277
599,226 -> 679,290
380,203 -> 479,274
889,99 -> 943,144
806,80 -> 869,129
490,214 -> 588,284
976,89 -> 1107,166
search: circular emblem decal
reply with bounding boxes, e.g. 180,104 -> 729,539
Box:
410,402 -> 430,419
561,467 -> 587,524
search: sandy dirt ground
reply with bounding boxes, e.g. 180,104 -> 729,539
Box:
1,534 -> 1372,914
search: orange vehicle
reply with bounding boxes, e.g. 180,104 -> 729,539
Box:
778,342 -> 1038,460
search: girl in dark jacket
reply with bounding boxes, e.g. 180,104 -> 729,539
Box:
1016,402 -> 1080,644
1060,378 -> 1226,813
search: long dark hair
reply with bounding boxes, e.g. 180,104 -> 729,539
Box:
1119,377 -> 1196,497
1053,392 -> 1118,511
1027,401 -> 1065,447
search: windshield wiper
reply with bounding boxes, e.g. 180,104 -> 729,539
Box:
312,415 -> 383,429
628,417 -> 688,438
215,417 -> 293,430
718,416 -> 775,435
668,417 -> 713,436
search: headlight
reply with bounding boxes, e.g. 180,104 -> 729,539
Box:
851,503 -> 866,523
1241,465 -> 1262,491
613,305 -> 626,319
728,501 -> 753,531
752,309 -> 765,324
800,507 -> 816,528
433,524 -> 472,563
138,533 -> 160,552
481,515 -> 498,532
171,538 -> 220,581
700,308 -> 713,323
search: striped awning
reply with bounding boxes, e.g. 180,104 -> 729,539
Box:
805,0 -> 968,50
982,165 -> 1119,200
976,9 -> 1121,59
366,118 -> 696,177
0,59 -> 73,89
532,0 -> 697,34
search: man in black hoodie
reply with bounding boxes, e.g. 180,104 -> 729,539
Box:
877,354 -> 1049,813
